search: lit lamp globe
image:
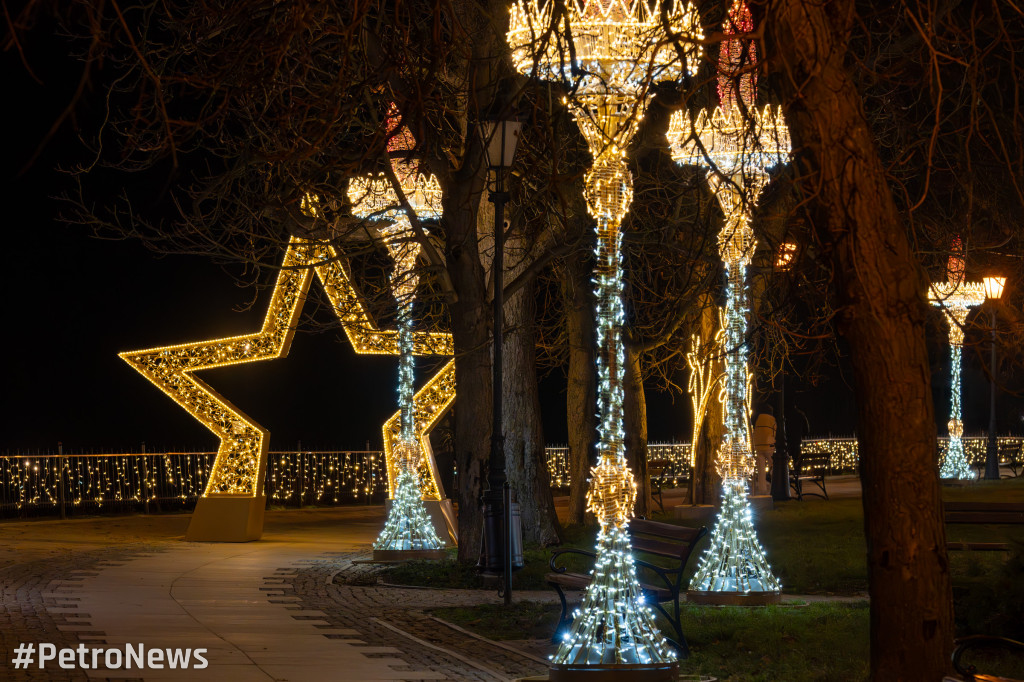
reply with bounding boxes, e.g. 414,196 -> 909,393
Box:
507,1 -> 702,680
983,275 -> 1006,301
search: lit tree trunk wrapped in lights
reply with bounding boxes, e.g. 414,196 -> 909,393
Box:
667,0 -> 785,601
929,237 -> 985,480
349,113 -> 445,558
507,0 -> 703,673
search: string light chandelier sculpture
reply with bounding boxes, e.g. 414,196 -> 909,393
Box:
509,0 -> 702,676
121,233 -> 455,540
667,0 -> 786,603
929,237 -> 985,480
348,110 -> 445,557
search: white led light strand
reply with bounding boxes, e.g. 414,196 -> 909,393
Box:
668,0 -> 784,597
509,0 -> 703,667
350,110 -> 444,553
929,238 -> 985,480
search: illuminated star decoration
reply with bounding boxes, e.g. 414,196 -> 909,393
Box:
121,236 -> 454,503
668,0 -> 785,597
929,236 -> 985,479
509,0 -> 703,668
348,107 -> 444,553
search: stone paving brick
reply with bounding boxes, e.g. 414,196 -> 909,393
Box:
1,543 -> 164,682
281,552 -> 554,681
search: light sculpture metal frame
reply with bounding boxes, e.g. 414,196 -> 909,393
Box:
121,235 -> 455,541
929,239 -> 985,480
667,0 -> 785,603
509,0 -> 702,676
348,112 -> 447,558
686,331 -> 725,469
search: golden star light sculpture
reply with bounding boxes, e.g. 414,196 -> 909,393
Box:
667,0 -> 784,601
121,236 -> 454,541
509,0 -> 702,673
929,238 -> 985,479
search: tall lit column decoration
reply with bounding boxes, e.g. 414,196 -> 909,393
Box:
667,0 -> 786,602
509,1 -> 702,675
348,113 -> 446,557
929,237 -> 985,480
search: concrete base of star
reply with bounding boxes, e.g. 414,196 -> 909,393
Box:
186,494 -> 266,542
686,589 -> 781,606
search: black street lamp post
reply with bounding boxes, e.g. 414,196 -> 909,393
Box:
478,118 -> 523,605
983,275 -> 1006,480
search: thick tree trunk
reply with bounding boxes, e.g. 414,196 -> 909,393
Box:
623,344 -> 651,517
502,229 -> 562,545
765,2 -> 954,678
560,255 -> 598,526
444,185 -> 491,563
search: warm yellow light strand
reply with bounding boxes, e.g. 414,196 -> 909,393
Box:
121,237 -> 453,499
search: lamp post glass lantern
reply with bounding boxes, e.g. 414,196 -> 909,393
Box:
478,117 -> 524,605
983,275 -> 1006,480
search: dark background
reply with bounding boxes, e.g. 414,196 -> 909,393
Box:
4,23 -> 1016,457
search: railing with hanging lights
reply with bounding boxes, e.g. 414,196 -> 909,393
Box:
5,437 -> 1019,517
0,450 -> 389,517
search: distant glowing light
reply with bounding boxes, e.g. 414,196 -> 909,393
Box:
929,237 -> 985,480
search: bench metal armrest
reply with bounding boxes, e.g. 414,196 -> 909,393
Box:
953,635 -> 1024,677
549,547 -> 597,574
632,557 -> 677,595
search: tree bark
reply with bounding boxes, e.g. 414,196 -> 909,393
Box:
502,266 -> 562,546
764,2 -> 954,678
443,179 -> 491,563
623,343 -> 651,517
560,254 -> 598,526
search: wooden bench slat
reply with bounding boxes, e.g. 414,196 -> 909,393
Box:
945,511 -> 1024,524
547,572 -> 591,590
630,518 -> 705,543
946,542 -> 1013,551
546,572 -> 673,601
944,501 -> 1024,513
631,536 -> 688,559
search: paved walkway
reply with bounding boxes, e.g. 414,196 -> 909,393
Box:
0,508 -> 550,682
2,486 -> 873,681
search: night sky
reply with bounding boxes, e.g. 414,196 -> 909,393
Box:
6,22 -> 1016,458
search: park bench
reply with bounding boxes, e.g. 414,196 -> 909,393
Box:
971,443 -> 1023,479
790,451 -> 830,501
999,442 -> 1022,478
944,501 -> 1024,551
546,518 -> 707,656
947,635 -> 1024,682
648,459 -> 672,513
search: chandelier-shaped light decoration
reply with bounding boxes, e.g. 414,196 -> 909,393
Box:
349,109 -> 445,555
509,0 -> 703,671
668,0 -> 784,600
929,237 -> 985,480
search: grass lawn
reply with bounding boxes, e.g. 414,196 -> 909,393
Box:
379,478 -> 1024,680
433,600 -> 870,682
